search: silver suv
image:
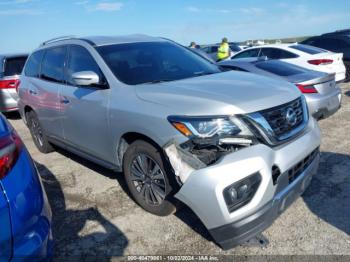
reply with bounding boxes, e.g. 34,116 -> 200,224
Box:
18,35 -> 321,249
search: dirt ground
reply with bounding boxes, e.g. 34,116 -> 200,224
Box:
7,83 -> 350,260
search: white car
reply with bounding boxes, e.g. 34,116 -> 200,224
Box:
231,43 -> 346,83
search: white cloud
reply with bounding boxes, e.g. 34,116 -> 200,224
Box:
0,0 -> 33,4
94,2 -> 123,12
75,0 -> 89,5
240,7 -> 265,16
186,6 -> 201,12
185,6 -> 232,14
0,8 -> 42,15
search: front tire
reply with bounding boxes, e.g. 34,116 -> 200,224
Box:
123,140 -> 177,216
27,111 -> 54,154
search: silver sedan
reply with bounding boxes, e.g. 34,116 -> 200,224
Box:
219,57 -> 342,120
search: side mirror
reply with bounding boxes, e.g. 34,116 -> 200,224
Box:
71,71 -> 100,86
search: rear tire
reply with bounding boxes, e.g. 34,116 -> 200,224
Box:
27,111 -> 54,154
123,140 -> 178,216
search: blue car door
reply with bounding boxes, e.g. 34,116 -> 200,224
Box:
0,183 -> 12,262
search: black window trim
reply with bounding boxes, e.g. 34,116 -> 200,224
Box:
65,44 -> 109,89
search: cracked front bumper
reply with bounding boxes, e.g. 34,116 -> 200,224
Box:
174,119 -> 321,249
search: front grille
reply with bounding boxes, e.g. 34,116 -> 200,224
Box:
288,148 -> 319,183
261,98 -> 304,140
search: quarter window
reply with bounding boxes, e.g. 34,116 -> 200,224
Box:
41,47 -> 66,83
25,51 -> 44,78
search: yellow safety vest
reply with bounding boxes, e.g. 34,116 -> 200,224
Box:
217,43 -> 230,60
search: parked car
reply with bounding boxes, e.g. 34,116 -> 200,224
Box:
0,54 -> 28,113
19,35 -> 321,249
301,29 -> 350,81
201,43 -> 241,61
0,113 -> 53,260
219,57 -> 342,120
231,44 -> 346,83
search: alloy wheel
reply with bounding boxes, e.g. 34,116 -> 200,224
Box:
130,153 -> 166,206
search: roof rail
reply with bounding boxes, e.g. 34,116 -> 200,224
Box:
40,35 -> 77,46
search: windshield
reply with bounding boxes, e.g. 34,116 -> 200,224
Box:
96,41 -> 221,85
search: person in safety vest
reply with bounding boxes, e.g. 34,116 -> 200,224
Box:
217,37 -> 231,61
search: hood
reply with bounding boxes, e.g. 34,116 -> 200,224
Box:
135,71 -> 301,115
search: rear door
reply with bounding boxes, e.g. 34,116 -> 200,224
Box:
60,45 -> 111,162
33,46 -> 67,139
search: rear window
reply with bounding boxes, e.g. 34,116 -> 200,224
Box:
255,60 -> 306,76
289,44 -> 325,54
3,56 -> 27,76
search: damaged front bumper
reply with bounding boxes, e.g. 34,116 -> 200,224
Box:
169,121 -> 321,249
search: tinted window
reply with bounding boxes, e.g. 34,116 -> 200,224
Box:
41,47 -> 66,83
4,56 -> 27,76
67,45 -> 103,86
97,42 -> 220,85
289,44 -> 325,54
25,51 -> 44,78
232,49 -> 260,59
211,46 -> 218,53
255,60 -> 305,76
259,48 -> 298,59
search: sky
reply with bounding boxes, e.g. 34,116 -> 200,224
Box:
0,0 -> 349,53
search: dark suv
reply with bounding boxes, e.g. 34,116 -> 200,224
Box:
301,30 -> 350,81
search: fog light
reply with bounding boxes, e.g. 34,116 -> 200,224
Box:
227,187 -> 238,201
223,173 -> 261,213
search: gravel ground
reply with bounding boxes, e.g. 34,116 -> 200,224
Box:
7,83 -> 350,259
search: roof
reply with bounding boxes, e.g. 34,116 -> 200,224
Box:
85,34 -> 166,46
40,34 -> 166,48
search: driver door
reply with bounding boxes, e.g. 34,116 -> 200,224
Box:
60,45 -> 111,162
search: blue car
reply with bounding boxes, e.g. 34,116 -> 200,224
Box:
0,113 -> 52,261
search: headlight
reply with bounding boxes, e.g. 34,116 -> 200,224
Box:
168,115 -> 255,144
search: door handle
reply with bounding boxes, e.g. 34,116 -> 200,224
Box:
29,89 -> 37,95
